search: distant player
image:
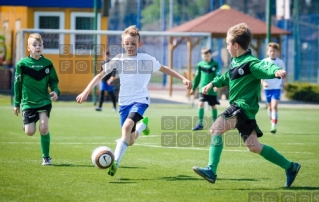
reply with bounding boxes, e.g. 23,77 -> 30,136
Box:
261,42 -> 286,134
13,33 -> 60,166
192,23 -> 300,187
96,50 -> 117,112
76,25 -> 192,177
190,48 -> 220,130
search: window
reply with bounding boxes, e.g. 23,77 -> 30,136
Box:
34,12 -> 65,53
71,12 -> 101,52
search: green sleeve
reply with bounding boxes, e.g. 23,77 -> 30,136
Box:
14,63 -> 22,107
192,65 -> 201,91
216,63 -> 221,77
250,60 -> 282,79
49,65 -> 60,96
212,71 -> 229,88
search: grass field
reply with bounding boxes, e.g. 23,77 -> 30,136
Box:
0,95 -> 319,202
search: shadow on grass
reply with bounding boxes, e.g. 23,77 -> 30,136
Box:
120,166 -> 146,169
282,186 -> 319,190
108,177 -> 152,184
53,164 -> 93,167
159,175 -> 202,181
218,178 -> 268,181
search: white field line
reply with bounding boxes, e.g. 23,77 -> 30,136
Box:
1,142 -> 314,154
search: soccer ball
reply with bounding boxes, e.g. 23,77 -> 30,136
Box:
91,146 -> 114,169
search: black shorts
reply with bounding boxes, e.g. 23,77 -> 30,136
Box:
22,104 -> 52,125
127,112 -> 143,133
199,93 -> 220,106
220,103 -> 263,142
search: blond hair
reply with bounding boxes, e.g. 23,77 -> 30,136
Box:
121,25 -> 140,42
227,23 -> 252,50
28,33 -> 43,44
268,42 -> 279,51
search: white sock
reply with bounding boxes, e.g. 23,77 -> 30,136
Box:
135,122 -> 146,138
114,139 -> 128,165
271,111 -> 278,127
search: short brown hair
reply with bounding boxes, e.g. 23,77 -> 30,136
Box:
122,25 -> 140,42
28,33 -> 43,44
268,42 -> 279,51
201,48 -> 212,54
227,23 -> 252,50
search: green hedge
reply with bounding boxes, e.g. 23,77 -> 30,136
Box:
285,82 -> 319,103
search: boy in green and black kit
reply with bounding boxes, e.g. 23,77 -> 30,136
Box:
14,33 -> 60,166
190,48 -> 220,130
192,23 -> 301,188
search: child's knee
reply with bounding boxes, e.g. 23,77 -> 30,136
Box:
25,129 -> 36,136
39,123 -> 49,135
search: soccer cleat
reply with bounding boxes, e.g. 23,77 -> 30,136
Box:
142,117 -> 150,135
192,166 -> 217,184
270,126 -> 277,134
108,160 -> 118,176
42,157 -> 52,166
285,162 -> 301,187
95,108 -> 102,111
192,124 -> 203,131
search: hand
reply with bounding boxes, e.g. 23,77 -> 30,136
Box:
76,92 -> 89,104
50,91 -> 58,101
190,89 -> 194,95
14,107 -> 20,116
183,79 -> 192,90
202,83 -> 213,94
275,70 -> 286,79
107,79 -> 114,85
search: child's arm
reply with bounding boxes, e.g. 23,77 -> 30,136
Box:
48,65 -> 60,101
251,60 -> 286,79
159,65 -> 192,89
203,71 -> 230,94
13,63 -> 22,116
76,71 -> 107,103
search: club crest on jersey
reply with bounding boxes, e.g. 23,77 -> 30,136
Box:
45,68 -> 50,74
211,67 -> 215,71
238,68 -> 244,75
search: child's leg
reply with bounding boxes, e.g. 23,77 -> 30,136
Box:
271,99 -> 279,127
38,112 -> 50,158
208,116 -> 236,174
198,101 -> 205,124
97,90 -> 105,108
108,91 -> 116,110
114,119 -> 134,165
211,105 -> 217,122
24,123 -> 36,136
244,131 -> 292,170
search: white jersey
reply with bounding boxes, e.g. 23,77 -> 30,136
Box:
262,57 -> 285,89
103,53 -> 161,106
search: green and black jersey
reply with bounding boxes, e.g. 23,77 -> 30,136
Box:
14,55 -> 60,111
212,50 -> 282,119
192,59 -> 220,96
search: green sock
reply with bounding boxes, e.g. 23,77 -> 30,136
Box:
212,109 -> 218,122
259,144 -> 292,170
198,108 -> 204,124
41,132 -> 50,158
208,135 -> 223,175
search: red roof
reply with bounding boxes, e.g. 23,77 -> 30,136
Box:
167,6 -> 290,37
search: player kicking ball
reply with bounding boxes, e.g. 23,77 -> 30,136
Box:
76,25 -> 192,176
192,23 -> 300,187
